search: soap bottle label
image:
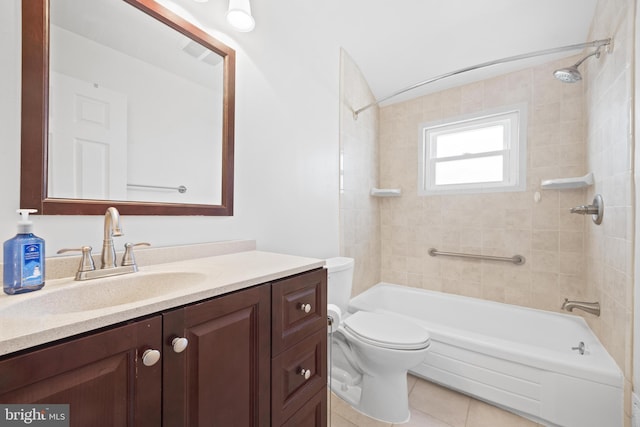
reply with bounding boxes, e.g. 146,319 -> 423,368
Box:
22,243 -> 43,286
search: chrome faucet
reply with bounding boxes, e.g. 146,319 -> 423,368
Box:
562,298 -> 600,317
58,207 -> 150,280
101,207 -> 124,269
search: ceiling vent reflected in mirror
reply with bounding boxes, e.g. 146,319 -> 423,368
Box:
181,39 -> 223,66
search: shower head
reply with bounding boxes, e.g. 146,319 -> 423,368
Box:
553,47 -> 604,83
553,66 -> 583,83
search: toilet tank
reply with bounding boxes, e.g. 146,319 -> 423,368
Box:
325,257 -> 354,312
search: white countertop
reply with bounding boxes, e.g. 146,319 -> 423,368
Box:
0,248 -> 324,356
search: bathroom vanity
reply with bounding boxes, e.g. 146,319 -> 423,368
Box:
0,243 -> 327,426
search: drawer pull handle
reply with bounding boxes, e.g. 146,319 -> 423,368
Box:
171,337 -> 189,353
298,368 -> 311,380
142,349 -> 161,367
299,303 -> 312,313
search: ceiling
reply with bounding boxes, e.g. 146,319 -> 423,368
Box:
52,0 -> 224,90
163,0 -> 599,105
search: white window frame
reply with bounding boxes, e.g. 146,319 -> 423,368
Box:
418,104 -> 527,196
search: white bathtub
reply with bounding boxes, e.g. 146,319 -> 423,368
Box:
348,283 -> 623,427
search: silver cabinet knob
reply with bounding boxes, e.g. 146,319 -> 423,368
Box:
299,368 -> 311,380
299,303 -> 312,313
142,349 -> 161,366
171,337 -> 189,353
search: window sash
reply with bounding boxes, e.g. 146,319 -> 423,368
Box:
419,105 -> 526,195
430,121 -> 510,160
429,150 -> 509,187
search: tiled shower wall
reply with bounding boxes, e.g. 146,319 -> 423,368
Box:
378,56 -> 589,311
373,0 -> 635,421
339,49 -> 380,296
339,0 -> 634,423
584,0 -> 634,422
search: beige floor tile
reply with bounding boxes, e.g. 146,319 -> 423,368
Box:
330,376 -> 543,427
330,391 -> 356,417
465,400 -> 540,427
408,380 -> 470,427
330,392 -> 392,427
393,408 -> 454,427
331,412 -> 359,427
407,374 -> 418,393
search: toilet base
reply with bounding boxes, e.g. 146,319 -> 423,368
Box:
358,371 -> 411,423
329,345 -> 362,407
329,330 -> 418,423
329,372 -> 362,408
330,350 -> 412,424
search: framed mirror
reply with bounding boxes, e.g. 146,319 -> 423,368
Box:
21,0 -> 235,215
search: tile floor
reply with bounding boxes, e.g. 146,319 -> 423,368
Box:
329,375 -> 542,427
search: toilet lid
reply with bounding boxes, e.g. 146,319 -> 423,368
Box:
343,311 -> 430,350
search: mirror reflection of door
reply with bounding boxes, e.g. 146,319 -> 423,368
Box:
49,72 -> 128,200
48,0 -> 224,206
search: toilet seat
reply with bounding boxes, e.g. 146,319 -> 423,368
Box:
343,311 -> 430,350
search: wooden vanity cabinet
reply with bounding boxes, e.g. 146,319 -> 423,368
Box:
162,283 -> 271,426
271,268 -> 327,426
0,316 -> 163,427
0,268 -> 327,427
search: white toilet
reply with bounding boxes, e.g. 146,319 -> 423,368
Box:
325,257 -> 431,423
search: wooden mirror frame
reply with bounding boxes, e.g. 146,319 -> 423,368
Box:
21,0 -> 235,215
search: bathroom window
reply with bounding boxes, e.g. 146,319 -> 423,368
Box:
418,105 -> 527,195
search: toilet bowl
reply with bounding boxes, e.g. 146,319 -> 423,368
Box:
325,257 -> 430,423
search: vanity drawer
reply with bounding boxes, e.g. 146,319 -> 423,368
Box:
271,268 -> 327,355
271,328 -> 327,426
281,389 -> 327,427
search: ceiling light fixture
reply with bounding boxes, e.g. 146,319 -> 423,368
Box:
226,0 -> 255,32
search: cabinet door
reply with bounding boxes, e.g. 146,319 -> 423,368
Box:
0,316 -> 162,427
163,284 -> 271,427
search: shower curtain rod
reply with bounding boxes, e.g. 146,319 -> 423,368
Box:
352,38 -> 612,119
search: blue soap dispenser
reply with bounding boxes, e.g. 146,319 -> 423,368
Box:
3,209 -> 45,295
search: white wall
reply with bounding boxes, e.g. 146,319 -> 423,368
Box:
0,0 -> 340,259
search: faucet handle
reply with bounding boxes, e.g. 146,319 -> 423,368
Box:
57,246 -> 96,273
122,242 -> 151,267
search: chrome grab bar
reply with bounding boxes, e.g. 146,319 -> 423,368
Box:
428,248 -> 525,265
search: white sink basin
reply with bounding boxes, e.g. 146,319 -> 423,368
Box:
0,271 -> 207,316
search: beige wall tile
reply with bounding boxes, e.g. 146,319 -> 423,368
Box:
375,54 -> 596,318
340,0 -> 634,422
339,50 -> 381,296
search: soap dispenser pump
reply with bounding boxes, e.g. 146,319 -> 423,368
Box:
3,209 -> 45,295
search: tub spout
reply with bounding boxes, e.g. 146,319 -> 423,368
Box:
562,298 -> 600,317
